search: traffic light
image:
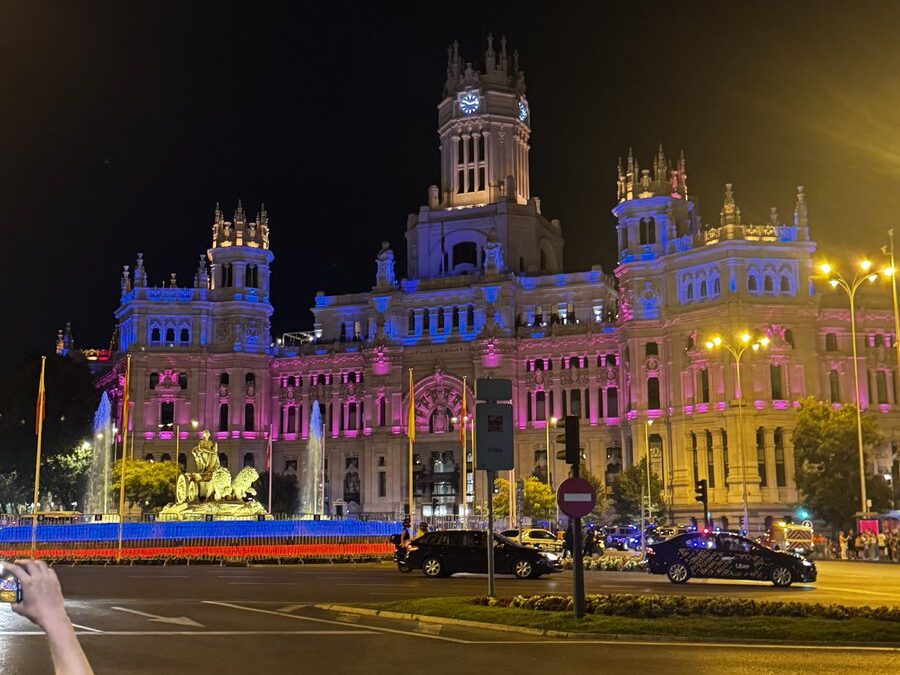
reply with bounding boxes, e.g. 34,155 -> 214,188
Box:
694,479 -> 707,503
554,415 -> 581,465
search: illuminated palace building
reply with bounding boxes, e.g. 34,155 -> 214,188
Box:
81,38 -> 898,527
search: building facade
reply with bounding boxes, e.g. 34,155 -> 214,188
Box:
88,38 -> 898,529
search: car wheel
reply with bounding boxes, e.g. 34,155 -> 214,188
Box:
422,556 -> 443,578
397,562 -> 411,573
771,565 -> 793,587
666,562 -> 690,584
513,559 -> 535,579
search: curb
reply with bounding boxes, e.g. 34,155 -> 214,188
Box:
313,603 -> 900,648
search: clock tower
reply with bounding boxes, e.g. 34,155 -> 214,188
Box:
405,36 -> 563,280
437,35 -> 531,208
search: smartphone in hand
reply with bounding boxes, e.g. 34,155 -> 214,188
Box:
0,561 -> 23,603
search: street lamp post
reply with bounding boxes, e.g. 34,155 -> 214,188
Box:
544,416 -> 558,526
820,261 -> 880,516
641,418 -> 653,557
705,332 -> 770,535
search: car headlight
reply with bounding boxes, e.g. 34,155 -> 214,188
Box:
541,552 -> 559,562
802,560 -> 812,567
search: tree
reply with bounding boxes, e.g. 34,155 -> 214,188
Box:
42,441 -> 92,509
491,476 -> 556,521
108,459 -> 177,512
792,397 -> 891,531
610,457 -> 665,523
580,469 -> 607,519
0,355 -> 98,509
253,471 -> 300,515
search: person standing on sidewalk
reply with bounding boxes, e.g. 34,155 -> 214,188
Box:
877,531 -> 887,561
838,530 -> 848,560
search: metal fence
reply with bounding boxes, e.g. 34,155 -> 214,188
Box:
0,520 -> 401,564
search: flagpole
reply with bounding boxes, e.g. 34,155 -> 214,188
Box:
407,368 -> 415,521
117,354 -> 131,562
31,356 -> 47,558
460,376 -> 467,522
267,423 -> 274,514
472,379 -> 479,519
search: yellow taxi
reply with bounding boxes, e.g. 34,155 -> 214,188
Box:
500,528 -> 563,552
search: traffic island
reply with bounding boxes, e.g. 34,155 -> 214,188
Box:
326,595 -> 900,645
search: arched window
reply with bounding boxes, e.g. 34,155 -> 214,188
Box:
423,309 -> 431,332
825,333 -> 838,351
774,428 -> 786,487
178,372 -> 188,390
699,368 -> 710,403
699,279 -> 707,298
647,377 -> 660,409
407,310 -> 416,336
706,430 -> 715,488
606,387 -> 619,417
159,401 -> 174,426
570,389 -> 582,417
246,264 -> 258,288
784,329 -> 795,348
452,241 -> 478,268
756,427 -> 767,487
244,403 -> 255,432
540,249 -> 547,270
220,372 -> 230,386
245,372 -> 255,386
165,327 -> 175,343
535,390 -> 546,421
770,364 -> 784,399
605,354 -> 616,366
713,276 -> 721,296
221,263 -> 233,287
219,404 -> 229,431
179,327 -> 190,343
243,452 -> 255,468
452,306 -> 460,330
218,452 -> 229,469
829,370 -> 840,403
149,372 -> 159,389
437,307 -> 445,331
645,342 -> 659,356
466,304 -> 475,329
874,333 -> 885,347
686,283 -> 694,301
150,327 -> 161,343
764,275 -> 774,292
780,276 -> 791,293
347,402 -> 358,430
748,275 -> 758,292
286,406 -> 296,433
876,370 -> 888,404
569,356 -> 581,369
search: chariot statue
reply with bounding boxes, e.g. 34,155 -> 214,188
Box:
161,429 -> 268,520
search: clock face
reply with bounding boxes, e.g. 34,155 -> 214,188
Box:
460,92 -> 480,115
518,99 -> 529,122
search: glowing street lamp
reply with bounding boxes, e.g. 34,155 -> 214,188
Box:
819,259 -> 882,515
705,331 -> 769,534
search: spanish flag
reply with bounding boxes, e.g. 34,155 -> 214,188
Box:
407,368 -> 415,442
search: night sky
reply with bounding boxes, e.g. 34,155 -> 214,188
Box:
3,1 -> 900,370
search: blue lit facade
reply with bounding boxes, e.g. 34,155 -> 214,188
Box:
85,37 -> 898,528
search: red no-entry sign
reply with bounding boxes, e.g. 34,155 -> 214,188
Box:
557,477 -> 596,518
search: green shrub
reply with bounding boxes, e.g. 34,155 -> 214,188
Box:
472,593 -> 900,622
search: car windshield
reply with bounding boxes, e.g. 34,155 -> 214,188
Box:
494,533 -> 518,546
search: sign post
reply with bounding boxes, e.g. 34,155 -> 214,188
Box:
555,415 -> 595,619
475,378 -> 513,598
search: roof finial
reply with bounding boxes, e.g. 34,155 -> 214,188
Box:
214,201 -> 223,223
769,207 -> 779,225
720,183 -> 742,226
486,33 -> 495,68
234,199 -> 245,223
793,185 -> 808,228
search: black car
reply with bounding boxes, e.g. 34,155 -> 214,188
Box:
401,530 -> 562,579
646,531 -> 816,587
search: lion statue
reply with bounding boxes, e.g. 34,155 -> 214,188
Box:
210,467 -> 234,501
231,467 -> 259,500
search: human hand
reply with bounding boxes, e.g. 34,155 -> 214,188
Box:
5,560 -> 69,633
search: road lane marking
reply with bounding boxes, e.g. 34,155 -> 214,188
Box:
112,606 -> 204,627
0,631 -> 378,637
71,623 -> 103,633
819,586 -> 900,599
203,600 -> 470,644
460,639 -> 900,652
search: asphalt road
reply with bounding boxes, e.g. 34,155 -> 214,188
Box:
0,561 -> 897,674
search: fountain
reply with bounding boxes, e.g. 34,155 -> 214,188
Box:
300,401 -> 325,516
85,392 -> 113,514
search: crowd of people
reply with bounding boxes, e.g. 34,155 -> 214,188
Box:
836,530 -> 900,561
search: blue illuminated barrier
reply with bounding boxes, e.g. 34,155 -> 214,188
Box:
0,520 -> 402,562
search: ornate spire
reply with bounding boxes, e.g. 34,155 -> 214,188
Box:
121,265 -> 131,296
134,253 -> 147,287
169,272 -> 177,288
214,201 -> 223,224
769,207 -> 779,225
485,33 -> 495,69
194,255 -> 208,289
55,328 -> 64,355
233,199 -> 245,224
720,183 -> 742,226
499,35 -> 508,73
677,150 -> 687,196
793,185 -> 808,228
654,144 -> 667,184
